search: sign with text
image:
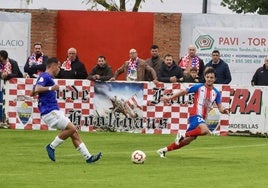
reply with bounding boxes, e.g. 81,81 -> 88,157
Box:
193,27 -> 268,86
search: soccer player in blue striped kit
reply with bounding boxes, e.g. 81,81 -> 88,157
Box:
30,57 -> 102,163
157,67 -> 229,158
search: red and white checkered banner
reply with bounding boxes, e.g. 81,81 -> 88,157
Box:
4,78 -> 230,135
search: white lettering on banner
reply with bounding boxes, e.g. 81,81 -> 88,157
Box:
193,27 -> 268,86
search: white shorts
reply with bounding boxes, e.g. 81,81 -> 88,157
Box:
42,110 -> 70,130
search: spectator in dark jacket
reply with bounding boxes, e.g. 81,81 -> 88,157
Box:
57,47 -> 87,79
204,50 -> 232,84
0,50 -> 23,80
88,55 -> 113,81
158,54 -> 183,83
251,56 -> 268,86
24,42 -> 48,78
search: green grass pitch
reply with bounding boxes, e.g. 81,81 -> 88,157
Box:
1,129 -> 268,188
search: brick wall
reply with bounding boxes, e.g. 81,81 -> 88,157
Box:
1,9 -> 181,63
29,9 -> 58,57
153,13 -> 181,62
1,9 -> 58,58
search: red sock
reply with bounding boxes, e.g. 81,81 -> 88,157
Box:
167,141 -> 186,151
185,127 -> 202,137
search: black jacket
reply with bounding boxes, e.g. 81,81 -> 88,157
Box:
87,64 -> 113,81
158,61 -> 183,83
0,58 -> 23,80
24,55 -> 48,78
57,57 -> 88,79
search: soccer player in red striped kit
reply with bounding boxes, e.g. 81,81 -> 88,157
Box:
157,67 -> 229,158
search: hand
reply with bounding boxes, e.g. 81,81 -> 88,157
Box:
1,72 -> 8,79
221,107 -> 230,115
170,76 -> 177,83
160,95 -> 171,103
109,77 -> 115,81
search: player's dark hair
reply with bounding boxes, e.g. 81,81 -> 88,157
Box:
204,67 -> 216,77
46,57 -> 59,68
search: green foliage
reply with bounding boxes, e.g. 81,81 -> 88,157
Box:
84,0 -> 163,12
1,129 -> 268,188
221,0 -> 268,15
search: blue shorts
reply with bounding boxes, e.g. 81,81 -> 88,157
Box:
186,115 -> 206,132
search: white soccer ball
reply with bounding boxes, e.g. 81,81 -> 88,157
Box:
131,150 -> 146,164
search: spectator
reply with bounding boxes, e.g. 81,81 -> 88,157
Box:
178,44 -> 205,78
251,56 -> 268,86
57,47 -> 87,79
87,55 -> 113,81
144,45 -> 164,81
158,54 -> 183,83
24,42 -> 48,78
0,50 -> 23,80
179,67 -> 200,83
110,48 -> 158,83
205,50 -> 232,84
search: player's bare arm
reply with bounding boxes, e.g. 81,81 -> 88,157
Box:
34,84 -> 60,94
160,89 -> 187,102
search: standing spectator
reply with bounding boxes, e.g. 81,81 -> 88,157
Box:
0,50 -> 23,80
251,56 -> 268,86
30,57 -> 102,163
144,45 -> 164,81
57,47 -> 87,79
205,50 -> 232,84
110,48 -> 158,83
24,42 -> 48,78
158,54 -> 183,83
87,55 -> 113,81
178,44 -> 205,78
179,67 -> 200,83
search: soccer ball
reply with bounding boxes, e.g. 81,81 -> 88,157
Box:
131,150 -> 146,164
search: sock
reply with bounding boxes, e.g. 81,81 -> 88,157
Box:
77,142 -> 91,160
185,127 -> 202,137
167,141 -> 186,151
50,136 -> 64,149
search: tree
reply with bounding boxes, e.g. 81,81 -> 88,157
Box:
84,0 -> 162,12
221,0 -> 268,15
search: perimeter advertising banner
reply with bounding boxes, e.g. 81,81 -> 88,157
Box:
228,86 -> 267,135
0,12 -> 31,70
192,27 -> 268,86
4,79 -> 230,135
